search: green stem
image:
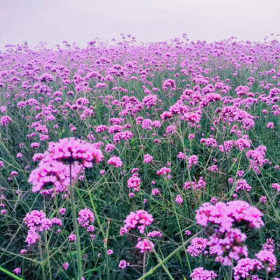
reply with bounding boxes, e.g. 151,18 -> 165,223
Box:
39,237 -> 46,280
104,219 -> 110,280
172,199 -> 192,274
137,230 -> 203,280
69,163 -> 83,280
0,266 -> 24,280
266,268 -> 269,280
152,249 -> 175,280
44,232 -> 53,280
143,252 -> 147,275
88,193 -> 109,279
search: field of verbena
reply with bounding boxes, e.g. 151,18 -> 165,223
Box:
0,37 -> 280,280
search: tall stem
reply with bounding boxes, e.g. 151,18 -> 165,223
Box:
143,252 -> 147,275
39,237 -> 46,280
266,268 -> 269,280
69,163 -> 83,280
44,232 -> 53,280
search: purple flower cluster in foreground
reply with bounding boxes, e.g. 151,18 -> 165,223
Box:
24,210 -> 62,246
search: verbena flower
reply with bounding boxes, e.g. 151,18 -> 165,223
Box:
108,156 -> 123,167
190,267 -> 217,280
47,138 -> 104,167
24,210 -> 62,246
119,260 -> 129,269
187,237 -> 208,257
127,174 -> 141,192
78,208 -> 95,229
0,115 -> 12,126
233,258 -> 263,280
120,210 -> 153,235
135,238 -> 155,253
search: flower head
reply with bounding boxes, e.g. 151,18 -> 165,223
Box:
47,138 -> 104,167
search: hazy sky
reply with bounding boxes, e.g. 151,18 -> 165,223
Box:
0,0 -> 279,49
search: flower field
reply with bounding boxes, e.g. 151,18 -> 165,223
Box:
0,36 -> 280,279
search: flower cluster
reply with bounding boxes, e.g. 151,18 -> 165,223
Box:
119,260 -> 130,269
235,179 -> 252,193
147,231 -> 163,238
127,174 -> 142,192
144,154 -> 154,164
156,167 -> 171,176
187,238 -> 208,257
48,138 -> 104,167
208,228 -> 248,265
0,115 -> 12,126
246,145 -> 269,174
28,159 -> 72,195
108,156 -> 123,168
29,138 -> 103,195
78,208 -> 95,231
233,258 -> 263,280
256,250 -> 277,272
184,177 -> 207,190
24,210 -> 62,246
120,210 -> 153,235
193,200 -> 264,265
120,210 -> 156,254
136,238 -> 155,253
190,267 -> 217,280
196,200 -> 264,231
232,238 -> 277,278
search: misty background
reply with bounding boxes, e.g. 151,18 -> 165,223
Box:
0,0 -> 279,49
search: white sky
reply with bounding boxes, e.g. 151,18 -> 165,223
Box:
0,0 -> 280,49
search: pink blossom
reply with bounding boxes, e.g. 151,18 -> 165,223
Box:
105,144 -> 116,152
246,145 -> 269,174
120,210 -> 153,235
13,268 -> 21,275
163,79 -> 176,91
108,156 -> 123,168
59,208 -> 67,215
256,250 -> 277,272
272,183 -> 280,192
151,188 -> 161,196
188,155 -> 198,168
147,231 -> 163,238
235,179 -> 252,193
63,262 -> 69,271
196,200 -> 264,231
142,94 -> 158,108
156,167 -> 171,176
119,260 -> 129,269
144,154 -> 154,164
78,208 -> 95,229
127,174 -> 141,192
136,238 -> 155,253
68,233 -> 77,242
190,267 -> 217,280
187,237 -> 208,257
177,152 -> 187,160
184,177 -> 207,190
47,138 -> 104,167
0,115 -> 12,126
175,195 -> 184,205
267,122 -> 274,128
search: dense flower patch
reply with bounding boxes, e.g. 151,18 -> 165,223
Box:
0,36 -> 280,279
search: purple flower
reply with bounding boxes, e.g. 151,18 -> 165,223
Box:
0,115 -> 12,126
